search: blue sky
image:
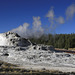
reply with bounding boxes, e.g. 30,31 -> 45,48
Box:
0,0 -> 75,35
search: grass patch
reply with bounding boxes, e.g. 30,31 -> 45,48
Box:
68,48 -> 75,51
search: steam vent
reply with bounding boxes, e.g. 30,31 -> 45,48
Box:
0,32 -> 31,46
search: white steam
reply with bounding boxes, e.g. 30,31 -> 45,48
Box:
46,7 -> 54,20
66,4 -> 75,20
11,16 -> 44,38
46,7 -> 65,33
56,16 -> 64,24
11,4 -> 75,38
32,16 -> 44,38
46,7 -> 55,32
11,23 -> 29,38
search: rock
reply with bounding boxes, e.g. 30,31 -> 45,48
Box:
0,62 -> 3,67
42,68 -> 46,70
33,44 -> 54,51
0,32 -> 31,47
2,53 -> 9,56
41,46 -> 47,50
32,43 -> 36,45
15,47 -> 26,51
64,54 -> 71,57
33,46 -> 36,49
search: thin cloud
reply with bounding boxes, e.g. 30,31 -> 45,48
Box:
66,4 -> 75,20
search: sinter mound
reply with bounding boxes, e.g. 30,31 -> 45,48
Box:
0,32 -> 31,47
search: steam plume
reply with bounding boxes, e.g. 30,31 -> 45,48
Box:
66,4 -> 75,20
11,23 -> 29,38
56,16 -> 64,24
46,7 -> 64,33
32,16 -> 44,38
11,6 -> 66,38
11,17 -> 44,38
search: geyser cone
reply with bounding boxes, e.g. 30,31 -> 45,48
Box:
0,32 -> 31,47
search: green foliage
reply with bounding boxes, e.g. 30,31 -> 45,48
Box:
29,33 -> 75,49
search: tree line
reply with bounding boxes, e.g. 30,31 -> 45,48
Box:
29,33 -> 75,49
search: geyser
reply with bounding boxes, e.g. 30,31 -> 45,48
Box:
0,32 -> 31,46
